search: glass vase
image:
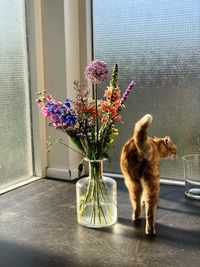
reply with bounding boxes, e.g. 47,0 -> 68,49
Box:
182,154 -> 200,200
76,158 -> 117,228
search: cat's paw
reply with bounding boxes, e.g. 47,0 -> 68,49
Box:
132,214 -> 142,226
145,226 -> 156,236
133,218 -> 142,226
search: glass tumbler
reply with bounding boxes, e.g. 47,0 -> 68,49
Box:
182,154 -> 200,200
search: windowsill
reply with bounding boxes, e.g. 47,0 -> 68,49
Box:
0,176 -> 42,195
104,172 -> 185,186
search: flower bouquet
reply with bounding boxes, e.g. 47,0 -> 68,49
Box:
36,60 -> 136,227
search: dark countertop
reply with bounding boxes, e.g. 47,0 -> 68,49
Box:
0,178 -> 199,267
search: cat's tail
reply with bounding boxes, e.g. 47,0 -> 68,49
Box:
133,114 -> 153,159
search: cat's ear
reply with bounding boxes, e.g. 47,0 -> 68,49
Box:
163,136 -> 171,145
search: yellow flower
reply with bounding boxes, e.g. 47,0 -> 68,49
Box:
109,138 -> 114,144
112,128 -> 119,136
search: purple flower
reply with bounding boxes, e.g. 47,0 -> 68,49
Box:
121,80 -> 136,104
84,60 -> 108,84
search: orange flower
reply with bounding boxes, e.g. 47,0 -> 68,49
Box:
101,117 -> 110,123
101,102 -> 117,116
113,99 -> 121,109
77,105 -> 96,114
112,86 -> 121,101
114,115 -> 122,121
104,87 -> 112,100
104,86 -> 121,102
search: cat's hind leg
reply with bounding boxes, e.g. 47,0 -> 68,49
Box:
141,193 -> 145,207
142,178 -> 160,236
126,180 -> 142,224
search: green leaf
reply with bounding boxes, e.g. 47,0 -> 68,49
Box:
67,131 -> 85,153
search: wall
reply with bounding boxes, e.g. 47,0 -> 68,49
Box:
40,0 -> 91,179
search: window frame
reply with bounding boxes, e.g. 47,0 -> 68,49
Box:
27,0 -> 93,181
26,0 -> 47,179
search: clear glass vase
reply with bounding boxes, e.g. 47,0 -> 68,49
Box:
182,154 -> 200,200
76,158 -> 117,228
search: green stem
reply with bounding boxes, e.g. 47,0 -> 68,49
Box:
95,84 -> 99,157
96,181 -> 102,224
78,159 -> 112,225
98,181 -> 112,223
97,182 -> 108,224
79,178 -> 92,216
57,139 -> 85,156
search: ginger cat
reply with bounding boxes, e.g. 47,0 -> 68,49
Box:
120,114 -> 176,236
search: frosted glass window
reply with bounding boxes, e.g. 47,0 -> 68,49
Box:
93,0 -> 200,181
0,0 -> 33,190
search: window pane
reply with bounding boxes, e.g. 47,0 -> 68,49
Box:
93,0 -> 200,181
0,0 -> 33,190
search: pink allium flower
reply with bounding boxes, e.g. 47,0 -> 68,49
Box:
84,60 -> 108,84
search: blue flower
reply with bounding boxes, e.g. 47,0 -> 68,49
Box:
56,107 -> 65,117
63,114 -> 76,126
47,102 -> 55,113
65,98 -> 71,108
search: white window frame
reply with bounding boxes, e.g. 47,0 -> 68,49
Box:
27,0 -> 47,179
27,0 -> 92,181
